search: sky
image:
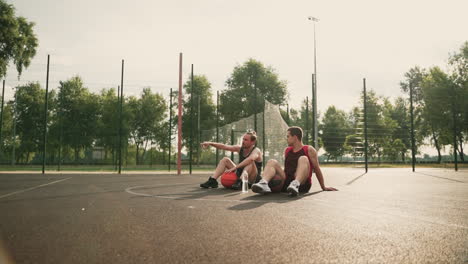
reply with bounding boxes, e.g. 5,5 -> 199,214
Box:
4,0 -> 467,112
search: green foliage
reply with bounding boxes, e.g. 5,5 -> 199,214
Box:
14,82 -> 54,163
58,76 -> 100,162
220,59 -> 287,124
127,88 -> 167,165
181,74 -> 216,163
320,106 -> 350,161
0,0 -> 38,79
399,42 -> 468,162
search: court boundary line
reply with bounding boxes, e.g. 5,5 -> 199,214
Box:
0,177 -> 72,199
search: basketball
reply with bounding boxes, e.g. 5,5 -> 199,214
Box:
221,172 -> 238,188
269,174 -> 285,193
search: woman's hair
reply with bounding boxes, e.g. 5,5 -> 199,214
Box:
245,129 -> 257,141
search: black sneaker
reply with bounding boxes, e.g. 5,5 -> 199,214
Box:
231,179 -> 242,190
200,177 -> 218,188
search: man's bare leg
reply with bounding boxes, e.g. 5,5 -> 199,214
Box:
294,156 -> 310,184
200,157 -> 236,188
262,159 -> 286,182
212,157 -> 236,179
287,156 -> 310,196
239,160 -> 258,183
251,159 -> 285,193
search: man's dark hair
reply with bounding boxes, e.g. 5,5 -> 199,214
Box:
287,126 -> 303,141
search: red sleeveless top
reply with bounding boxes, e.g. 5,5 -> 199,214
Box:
284,145 -> 313,184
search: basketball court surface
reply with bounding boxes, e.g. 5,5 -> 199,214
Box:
1,168 -> 467,263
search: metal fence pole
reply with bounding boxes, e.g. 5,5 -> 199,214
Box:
169,88 -> 172,172
216,91 -> 219,167
363,78 -> 368,173
230,128 -> 234,161
189,64 -> 194,174
12,87 -> 17,166
42,55 -> 50,174
0,80 -> 5,151
305,96 -> 309,145
58,85 -> 63,171
262,99 -> 266,168
118,60 -> 124,174
409,82 -> 416,172
254,75 -> 257,132
452,88 -> 458,172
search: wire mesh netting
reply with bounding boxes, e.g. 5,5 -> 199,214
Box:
199,101 -> 289,166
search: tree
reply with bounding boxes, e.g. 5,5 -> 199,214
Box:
95,88 -> 120,162
14,82 -> 55,163
182,75 -> 216,163
0,104 -> 14,162
0,0 -> 38,79
400,66 -> 446,162
382,97 -> 411,161
320,106 -> 350,161
127,88 -> 167,165
363,91 -> 396,162
344,134 -> 362,160
421,67 -> 458,160
343,106 -> 366,159
58,76 -> 99,162
220,59 -> 287,124
448,41 -> 468,161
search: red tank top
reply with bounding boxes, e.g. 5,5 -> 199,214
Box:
284,145 -> 313,184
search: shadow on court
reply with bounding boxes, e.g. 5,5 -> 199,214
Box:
228,190 -> 324,211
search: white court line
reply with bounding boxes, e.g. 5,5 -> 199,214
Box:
0,177 -> 72,199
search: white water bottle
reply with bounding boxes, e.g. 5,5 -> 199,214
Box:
241,173 -> 248,193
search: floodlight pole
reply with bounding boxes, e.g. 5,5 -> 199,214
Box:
308,16 -> 319,148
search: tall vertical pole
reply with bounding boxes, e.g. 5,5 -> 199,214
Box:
12,87 -> 17,166
216,91 -> 219,166
230,128 -> 234,161
168,88 -> 172,172
42,54 -> 50,174
58,86 -> 63,171
0,80 -> 5,149
313,74 -> 318,148
177,53 -> 183,175
262,99 -> 266,168
308,17 -> 319,149
452,88 -> 458,172
312,19 -> 318,149
254,73 -> 257,132
286,103 -> 290,125
115,85 -> 120,171
409,82 -> 416,172
363,78 -> 368,173
313,20 -> 317,89
189,64 -> 194,174
311,74 -> 315,147
305,96 -> 309,145
118,60 -> 124,174
197,93 -> 201,165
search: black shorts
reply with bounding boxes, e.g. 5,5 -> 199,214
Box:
236,168 -> 261,186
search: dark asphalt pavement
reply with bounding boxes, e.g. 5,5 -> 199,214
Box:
0,168 -> 467,263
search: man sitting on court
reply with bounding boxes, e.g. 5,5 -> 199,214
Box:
251,126 -> 337,196
200,130 -> 263,190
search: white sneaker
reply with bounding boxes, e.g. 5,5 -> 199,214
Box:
287,180 -> 300,197
251,180 -> 271,194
